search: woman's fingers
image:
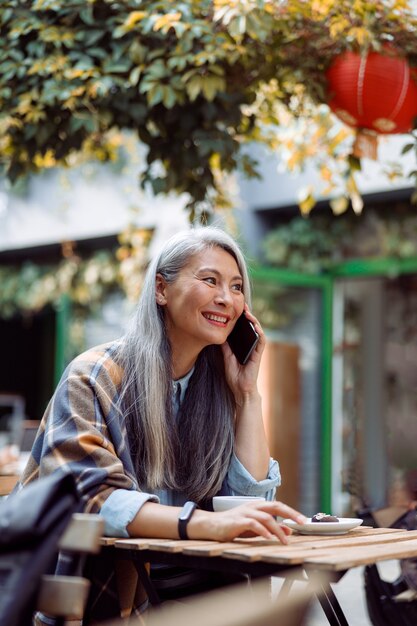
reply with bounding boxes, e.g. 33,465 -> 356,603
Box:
242,509 -> 289,540
243,307 -> 265,342
272,501 -> 308,524
237,500 -> 307,524
239,517 -> 277,541
216,500 -> 307,543
280,524 -> 292,536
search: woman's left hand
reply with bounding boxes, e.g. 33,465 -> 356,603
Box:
221,306 -> 265,402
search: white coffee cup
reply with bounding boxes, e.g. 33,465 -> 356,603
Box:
212,495 -> 266,512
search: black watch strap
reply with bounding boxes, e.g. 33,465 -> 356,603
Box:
178,501 -> 198,540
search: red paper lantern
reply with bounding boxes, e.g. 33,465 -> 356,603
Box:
326,48 -> 417,134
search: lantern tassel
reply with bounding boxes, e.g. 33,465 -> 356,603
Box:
352,129 -> 379,160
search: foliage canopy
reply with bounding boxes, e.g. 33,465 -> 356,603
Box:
1,0 -> 417,218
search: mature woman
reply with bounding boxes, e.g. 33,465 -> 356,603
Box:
19,226 -> 305,619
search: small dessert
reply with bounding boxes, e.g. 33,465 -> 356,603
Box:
311,512 -> 339,523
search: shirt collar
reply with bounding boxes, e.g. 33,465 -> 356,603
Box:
172,366 -> 195,407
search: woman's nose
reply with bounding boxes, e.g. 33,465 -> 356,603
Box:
214,286 -> 233,306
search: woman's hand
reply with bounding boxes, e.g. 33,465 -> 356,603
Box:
222,306 -> 265,403
189,500 -> 308,544
222,306 -> 270,480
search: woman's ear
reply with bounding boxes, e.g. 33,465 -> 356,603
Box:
155,273 -> 167,305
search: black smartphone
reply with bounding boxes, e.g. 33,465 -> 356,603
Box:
227,313 -> 259,365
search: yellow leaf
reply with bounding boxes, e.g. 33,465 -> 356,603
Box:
299,195 -> 316,216
298,185 -> 316,215
330,196 -> 349,215
25,108 -> 46,123
319,165 -> 333,182
346,174 -> 359,196
350,192 -> 364,214
327,128 -> 350,152
33,150 -> 56,168
124,11 -> 148,30
153,12 -> 182,32
311,0 -> 338,18
347,26 -> 371,47
329,17 -> 351,39
209,153 -> 221,171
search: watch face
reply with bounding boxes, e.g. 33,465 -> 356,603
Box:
179,501 -> 197,521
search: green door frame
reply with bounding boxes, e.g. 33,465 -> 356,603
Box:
252,267 -> 333,512
330,256 -> 417,279
54,294 -> 71,387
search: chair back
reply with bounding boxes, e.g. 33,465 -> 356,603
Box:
37,513 -> 104,624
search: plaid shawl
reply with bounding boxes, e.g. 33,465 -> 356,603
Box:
18,340 -> 136,510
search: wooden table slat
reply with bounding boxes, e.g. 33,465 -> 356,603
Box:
113,538 -> 224,552
289,527 -> 406,539
141,540 -> 223,553
113,538 -> 174,551
221,530 -> 417,562
345,527 -> 404,533
100,537 -> 119,546
182,540 -> 266,556
304,538 -> 417,571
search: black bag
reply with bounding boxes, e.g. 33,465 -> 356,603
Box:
359,506 -> 417,626
0,471 -> 80,626
364,564 -> 416,626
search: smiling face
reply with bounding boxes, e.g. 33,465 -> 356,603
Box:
156,246 -> 245,372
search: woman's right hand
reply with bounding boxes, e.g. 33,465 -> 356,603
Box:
189,500 -> 307,545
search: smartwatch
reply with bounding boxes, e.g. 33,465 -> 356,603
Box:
178,501 -> 199,540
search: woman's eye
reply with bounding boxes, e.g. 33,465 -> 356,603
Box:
203,277 -> 216,285
232,283 -> 243,292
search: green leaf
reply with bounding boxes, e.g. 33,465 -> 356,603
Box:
147,60 -> 170,79
89,47 -> 108,60
401,142 -> 415,155
74,56 -> 95,71
0,8 -> 13,25
129,65 -> 142,86
201,75 -> 225,101
102,60 -> 132,74
147,84 -> 164,106
348,155 -> 362,171
79,8 -> 95,26
162,85 -> 177,108
150,177 -> 168,194
186,76 -> 203,101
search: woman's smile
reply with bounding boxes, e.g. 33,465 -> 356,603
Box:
202,312 -> 230,326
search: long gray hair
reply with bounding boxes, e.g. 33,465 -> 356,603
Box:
117,226 -> 252,502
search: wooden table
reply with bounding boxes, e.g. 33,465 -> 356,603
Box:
101,527 -> 417,626
0,473 -> 19,496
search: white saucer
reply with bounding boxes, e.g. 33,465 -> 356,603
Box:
282,517 -> 363,535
